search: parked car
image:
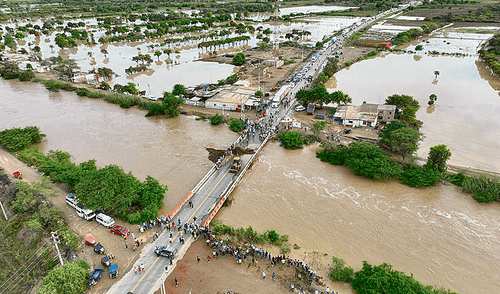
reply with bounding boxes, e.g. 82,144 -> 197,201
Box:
110,225 -> 129,236
65,194 -> 78,208
314,114 -> 325,120
306,103 -> 315,115
109,263 -> 119,279
295,105 -> 306,112
154,246 -> 178,258
94,243 -> 105,254
76,205 -> 96,221
95,213 -> 115,228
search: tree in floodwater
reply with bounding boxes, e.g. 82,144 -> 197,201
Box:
378,120 -> 423,161
428,93 -> 437,106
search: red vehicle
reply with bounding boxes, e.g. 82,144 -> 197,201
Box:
85,236 -> 97,246
12,171 -> 22,179
270,87 -> 278,92
110,226 -> 129,236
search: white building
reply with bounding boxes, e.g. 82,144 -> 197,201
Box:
333,103 -> 396,127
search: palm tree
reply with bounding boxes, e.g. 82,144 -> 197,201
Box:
434,70 -> 440,79
155,50 -> 162,61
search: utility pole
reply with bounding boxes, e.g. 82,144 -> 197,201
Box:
0,200 -> 8,220
51,231 -> 64,266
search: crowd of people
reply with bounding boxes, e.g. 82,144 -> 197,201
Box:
201,232 -> 341,294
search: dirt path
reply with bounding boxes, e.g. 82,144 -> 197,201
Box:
0,148 -> 153,294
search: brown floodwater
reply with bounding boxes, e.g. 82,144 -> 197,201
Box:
328,53 -> 500,173
217,143 -> 500,294
0,79 -> 237,213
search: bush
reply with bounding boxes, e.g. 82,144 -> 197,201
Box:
0,126 -> 46,152
75,88 -> 90,96
398,166 -> 442,187
330,256 -> 355,282
19,70 -> 35,81
40,79 -> 76,92
278,130 -> 304,149
232,53 -> 245,65
462,173 -> 500,203
316,142 -> 347,165
228,118 -> 245,132
210,114 -> 224,125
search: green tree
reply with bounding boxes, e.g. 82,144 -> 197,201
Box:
210,114 -> 224,125
0,126 -> 46,152
254,90 -> 263,98
172,84 -> 186,96
232,52 -> 245,66
279,130 -> 305,149
428,93 -> 437,106
344,142 -> 401,180
162,92 -> 184,117
425,144 -> 451,173
228,118 -> 245,132
379,120 -> 423,160
38,259 -> 89,294
154,50 -> 162,60
385,94 -> 421,128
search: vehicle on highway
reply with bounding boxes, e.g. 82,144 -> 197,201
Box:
76,205 -> 96,221
229,156 -> 242,173
96,213 -> 115,228
65,193 -> 78,208
295,105 -> 306,112
290,82 -> 295,88
110,225 -> 129,236
314,114 -> 325,120
154,246 -> 178,258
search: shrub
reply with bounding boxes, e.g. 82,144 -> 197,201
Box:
0,126 -> 46,152
398,166 -> 442,187
344,142 -> 401,180
228,118 -> 245,132
330,256 -> 355,282
462,173 -> 500,203
316,142 -> 347,165
75,88 -> 90,96
19,70 -> 35,81
278,130 -> 304,149
40,79 -> 76,92
210,114 -> 224,125
38,259 -> 89,294
232,53 -> 245,65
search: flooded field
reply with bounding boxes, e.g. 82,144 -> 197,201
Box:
0,78 -> 237,213
328,31 -> 500,172
217,143 -> 500,294
2,13 -> 365,95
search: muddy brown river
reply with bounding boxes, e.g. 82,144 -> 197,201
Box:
0,79 -> 237,213
217,143 -> 500,294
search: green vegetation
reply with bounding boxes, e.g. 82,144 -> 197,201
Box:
37,79 -> 77,92
162,92 -> 184,117
38,259 -> 89,294
0,172 -> 79,293
210,114 -> 225,125
398,166 -> 443,187
352,261 -> 457,294
0,126 -> 46,152
228,118 -> 245,132
296,84 -> 351,107
278,130 -> 305,150
428,93 -> 438,106
172,84 -> 186,96
329,256 -> 355,282
385,94 -> 421,129
459,173 -> 500,203
254,90 -> 263,98
425,144 -> 451,173
480,33 -> 500,78
378,120 -> 423,160
211,221 -> 289,247
232,52 -> 246,66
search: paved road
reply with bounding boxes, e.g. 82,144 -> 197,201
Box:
106,3 -> 421,293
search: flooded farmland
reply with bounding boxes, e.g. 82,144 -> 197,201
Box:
329,32 -> 500,173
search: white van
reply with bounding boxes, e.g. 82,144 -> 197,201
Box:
65,194 -> 78,208
76,205 -> 96,221
95,213 -> 115,228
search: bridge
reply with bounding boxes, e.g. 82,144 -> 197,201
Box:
105,4 -> 417,293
